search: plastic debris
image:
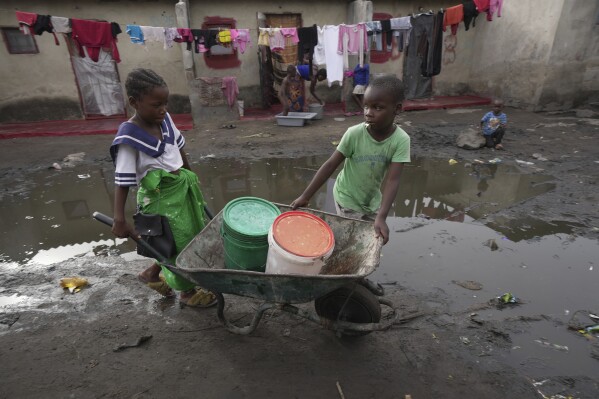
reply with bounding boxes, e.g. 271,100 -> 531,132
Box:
60,277 -> 88,294
77,174 -> 91,179
200,154 -> 216,159
531,153 -> 548,161
488,157 -> 502,164
51,162 -> 62,170
331,141 -> 339,145
515,159 -> 535,166
534,339 -> 569,352
448,158 -> 458,165
459,336 -> 470,345
498,292 -> 518,304
452,280 -> 483,290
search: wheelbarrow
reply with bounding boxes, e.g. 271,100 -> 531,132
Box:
94,204 -> 399,337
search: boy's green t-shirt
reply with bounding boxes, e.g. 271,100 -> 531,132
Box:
333,122 -> 411,214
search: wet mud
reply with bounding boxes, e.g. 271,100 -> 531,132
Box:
1,107 -> 598,398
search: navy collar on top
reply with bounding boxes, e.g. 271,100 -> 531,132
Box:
110,114 -> 174,163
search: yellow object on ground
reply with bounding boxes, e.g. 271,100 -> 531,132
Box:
448,158 -> 458,165
60,277 -> 88,293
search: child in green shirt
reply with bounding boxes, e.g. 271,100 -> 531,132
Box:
291,75 -> 410,245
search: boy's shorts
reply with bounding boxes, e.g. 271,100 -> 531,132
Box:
335,202 -> 377,221
352,85 -> 366,95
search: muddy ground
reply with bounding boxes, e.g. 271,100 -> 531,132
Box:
1,107 -> 598,398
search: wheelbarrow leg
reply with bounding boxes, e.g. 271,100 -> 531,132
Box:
215,293 -> 275,335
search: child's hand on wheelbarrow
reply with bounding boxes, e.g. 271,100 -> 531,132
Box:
290,195 -> 310,210
111,219 -> 138,239
374,216 -> 390,245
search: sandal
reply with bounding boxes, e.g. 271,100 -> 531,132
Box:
180,288 -> 217,308
495,144 -> 504,150
138,275 -> 175,298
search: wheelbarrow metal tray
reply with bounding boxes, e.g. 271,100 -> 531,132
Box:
175,204 -> 382,304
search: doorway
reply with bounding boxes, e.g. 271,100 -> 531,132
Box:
257,13 -> 302,107
65,37 -> 126,119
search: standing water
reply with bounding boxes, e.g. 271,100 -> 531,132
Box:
0,156 -> 596,378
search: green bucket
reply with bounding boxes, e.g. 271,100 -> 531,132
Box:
221,197 -> 280,272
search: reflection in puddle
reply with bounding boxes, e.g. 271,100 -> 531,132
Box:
0,156 -> 559,265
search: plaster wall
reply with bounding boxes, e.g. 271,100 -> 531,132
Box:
0,0 -> 189,122
539,0 -> 599,110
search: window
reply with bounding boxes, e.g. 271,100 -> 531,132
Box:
2,27 -> 39,54
201,16 -> 241,69
369,13 -> 393,64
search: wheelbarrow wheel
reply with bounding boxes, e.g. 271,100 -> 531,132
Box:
314,284 -> 381,337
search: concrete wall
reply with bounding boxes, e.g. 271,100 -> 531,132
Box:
0,0 -> 189,122
373,0 -> 599,110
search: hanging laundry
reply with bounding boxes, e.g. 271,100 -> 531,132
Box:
140,26 -> 165,45
297,25 -> 318,70
221,76 -> 239,108
50,16 -> 71,34
230,29 -> 251,54
421,10 -> 444,77
218,30 -> 232,44
258,28 -> 270,46
443,4 -> 464,35
71,19 -> 120,63
462,0 -> 479,30
390,17 -> 412,51
323,25 -> 343,87
380,20 -> 393,51
15,11 -> 37,35
313,26 -> 326,66
269,28 -> 285,52
111,22 -> 122,39
337,24 -> 368,55
474,0 -> 490,12
365,21 -> 383,52
32,14 -> 59,45
174,28 -> 193,51
280,27 -> 300,44
126,25 -> 144,44
487,0 -> 504,21
164,27 -> 178,49
191,29 -> 217,54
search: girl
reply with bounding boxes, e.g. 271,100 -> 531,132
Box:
110,68 -> 215,307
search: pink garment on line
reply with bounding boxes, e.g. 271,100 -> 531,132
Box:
269,29 -> 285,51
280,27 -> 300,44
230,29 -> 252,53
337,24 -> 367,55
474,0 -> 490,12
221,76 -> 239,108
174,28 -> 193,43
487,0 -> 504,21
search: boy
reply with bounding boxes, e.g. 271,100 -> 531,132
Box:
348,63 -> 370,116
296,63 -> 327,105
480,99 -> 507,150
291,75 -> 410,245
279,65 -> 304,116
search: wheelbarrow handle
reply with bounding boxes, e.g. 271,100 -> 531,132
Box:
92,211 -> 169,264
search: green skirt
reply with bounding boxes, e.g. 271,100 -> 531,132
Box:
137,168 -> 207,291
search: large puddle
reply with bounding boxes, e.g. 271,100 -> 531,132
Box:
1,156 -> 597,377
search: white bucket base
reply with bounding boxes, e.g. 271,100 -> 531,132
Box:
265,227 -> 333,275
